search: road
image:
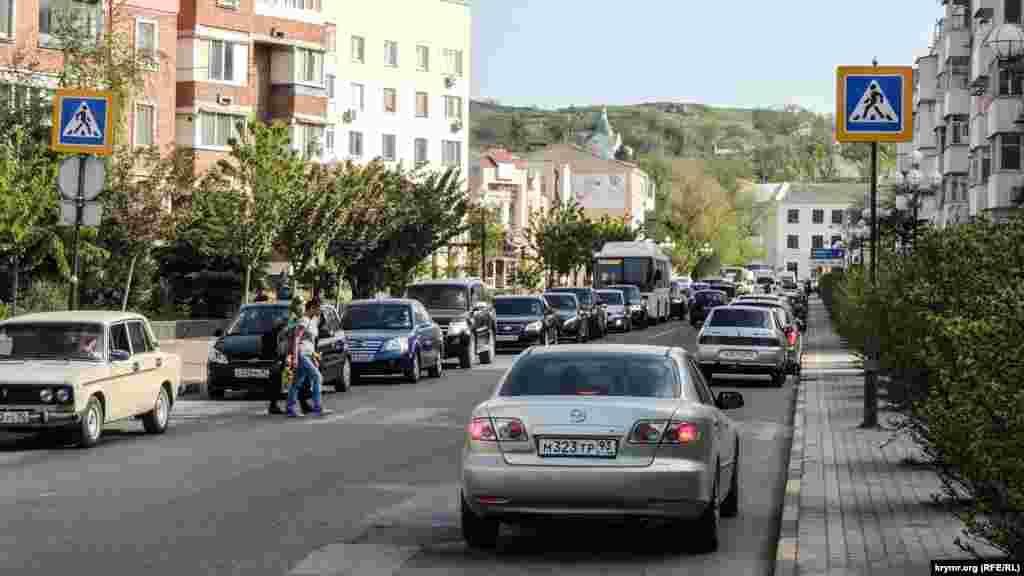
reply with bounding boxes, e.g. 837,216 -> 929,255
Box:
0,319 -> 795,576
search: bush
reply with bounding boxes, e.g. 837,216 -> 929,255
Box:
17,279 -> 68,315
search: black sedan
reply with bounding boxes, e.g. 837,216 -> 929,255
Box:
492,295 -> 559,350
689,290 -> 729,326
542,292 -> 590,342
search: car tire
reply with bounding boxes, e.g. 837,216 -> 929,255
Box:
142,385 -> 171,435
720,440 -> 740,518
406,353 -> 421,383
480,330 -> 494,365
461,492 -> 499,550
77,396 -> 104,449
336,357 -> 352,392
428,349 -> 444,378
690,467 -> 720,553
208,387 -> 225,400
460,335 -> 475,369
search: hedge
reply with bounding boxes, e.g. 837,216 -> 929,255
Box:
821,215 -> 1024,561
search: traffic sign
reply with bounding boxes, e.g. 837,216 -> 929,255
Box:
811,248 -> 845,260
57,156 -> 106,201
835,66 -> 913,143
51,89 -> 115,155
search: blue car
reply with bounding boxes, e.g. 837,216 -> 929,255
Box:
342,298 -> 445,384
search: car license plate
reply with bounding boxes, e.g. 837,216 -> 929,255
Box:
351,353 -> 373,363
0,411 -> 37,425
234,368 -> 270,379
720,350 -> 757,361
496,334 -> 519,342
538,438 -> 618,458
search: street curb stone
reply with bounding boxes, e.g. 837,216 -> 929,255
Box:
774,361 -> 806,576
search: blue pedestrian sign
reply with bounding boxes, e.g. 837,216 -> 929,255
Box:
51,89 -> 115,155
835,66 -> 913,143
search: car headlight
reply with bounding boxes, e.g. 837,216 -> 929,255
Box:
672,298 -> 683,303
55,388 -> 71,403
525,321 -> 542,331
39,388 -> 53,403
630,304 -> 642,312
209,347 -> 228,364
383,337 -> 409,354
447,320 -> 469,335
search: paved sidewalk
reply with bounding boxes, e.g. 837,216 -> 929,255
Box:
775,297 -> 997,576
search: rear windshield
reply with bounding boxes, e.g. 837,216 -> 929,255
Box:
550,289 -> 591,305
543,294 -> 578,309
707,308 -> 772,328
596,291 -> 623,305
342,304 -> 412,330
494,298 -> 544,316
405,285 -> 468,310
757,277 -> 774,285
499,354 -> 679,398
228,306 -> 289,335
694,291 -> 726,304
609,286 -> 641,303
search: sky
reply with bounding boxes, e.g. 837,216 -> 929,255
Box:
471,0 -> 942,114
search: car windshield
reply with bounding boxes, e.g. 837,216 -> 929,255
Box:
694,291 -> 726,304
543,294 -> 577,309
609,286 -> 642,303
596,291 -> 623,305
405,285 -> 468,310
707,308 -> 772,328
550,289 -> 591,306
499,353 -> 679,398
757,277 -> 774,285
0,322 -> 106,361
494,298 -> 544,316
227,306 -> 289,336
342,304 -> 412,330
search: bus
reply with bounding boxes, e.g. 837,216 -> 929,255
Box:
593,242 -> 672,324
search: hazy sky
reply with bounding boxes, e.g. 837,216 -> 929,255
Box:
471,0 -> 941,114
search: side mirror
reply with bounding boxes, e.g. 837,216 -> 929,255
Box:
716,391 -> 744,410
110,349 -> 131,362
214,329 -> 224,338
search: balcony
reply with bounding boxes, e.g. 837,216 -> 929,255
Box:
917,55 -> 938,102
970,114 -> 987,149
970,42 -> 992,88
944,86 -> 969,117
986,172 -> 1020,211
943,145 -> 969,175
986,97 -> 1023,135
934,94 -> 946,128
943,27 -> 970,61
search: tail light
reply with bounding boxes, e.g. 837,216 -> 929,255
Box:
786,329 -> 797,347
628,420 -> 701,444
628,420 -> 667,444
468,417 -> 528,442
664,422 -> 700,444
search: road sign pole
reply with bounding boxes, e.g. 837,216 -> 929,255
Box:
862,140 -> 879,429
68,154 -> 87,311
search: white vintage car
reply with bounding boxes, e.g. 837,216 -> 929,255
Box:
0,311 -> 181,447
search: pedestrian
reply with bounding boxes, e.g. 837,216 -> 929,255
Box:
286,298 -> 333,418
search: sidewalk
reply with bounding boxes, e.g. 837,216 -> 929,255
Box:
775,297 -> 997,576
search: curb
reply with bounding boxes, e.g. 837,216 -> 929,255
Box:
774,368 -> 806,576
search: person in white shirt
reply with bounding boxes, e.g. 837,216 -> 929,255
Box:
286,299 -> 332,417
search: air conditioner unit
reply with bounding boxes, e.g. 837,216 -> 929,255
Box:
444,76 -> 456,89
217,94 -> 233,106
342,109 -> 356,123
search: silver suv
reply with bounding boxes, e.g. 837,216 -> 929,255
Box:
696,306 -> 788,387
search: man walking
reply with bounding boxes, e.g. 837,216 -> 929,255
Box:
286,299 -> 332,417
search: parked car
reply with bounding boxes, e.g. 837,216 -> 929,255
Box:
689,290 -> 729,326
687,282 -> 710,306
405,278 -> 495,368
0,311 -> 180,448
728,299 -> 804,375
492,295 -> 559,350
460,344 -> 744,551
542,292 -> 590,342
208,302 -> 350,402
708,280 -> 738,301
756,275 -> 776,294
342,299 -> 444,383
669,280 -> 689,320
546,287 -> 606,338
696,306 -> 788,387
606,284 -> 646,327
595,289 -> 632,332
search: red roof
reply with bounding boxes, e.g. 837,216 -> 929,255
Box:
482,148 -> 527,170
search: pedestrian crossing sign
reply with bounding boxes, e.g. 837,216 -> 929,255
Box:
835,66 -> 913,143
51,89 -> 115,155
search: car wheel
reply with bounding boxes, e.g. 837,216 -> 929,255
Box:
406,353 -> 421,383
208,387 -> 225,400
460,335 -> 475,369
720,440 -> 740,518
461,492 -> 499,549
480,330 -> 494,364
428,349 -> 444,378
336,357 -> 352,392
142,385 -> 171,435
690,466 -> 720,553
77,396 -> 104,449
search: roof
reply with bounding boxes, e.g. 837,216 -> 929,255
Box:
494,294 -> 544,300
547,287 -> 593,292
1,311 -> 148,325
543,292 -> 579,301
524,143 -> 641,170
348,298 -> 418,306
524,343 -> 678,357
479,148 -> 528,170
407,278 -> 481,288
781,182 -> 864,205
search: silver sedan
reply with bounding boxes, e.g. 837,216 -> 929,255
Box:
459,344 -> 745,552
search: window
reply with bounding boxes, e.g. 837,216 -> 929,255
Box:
982,146 -> 992,182
38,0 -> 104,46
348,131 -> 363,157
443,48 -> 463,76
0,84 -> 56,123
812,209 -> 824,224
350,83 -> 364,111
951,120 -> 964,145
442,140 -> 461,167
134,103 -> 155,147
128,322 -> 152,354
812,235 -> 825,249
298,48 -> 323,84
350,35 -> 365,63
384,40 -> 398,66
415,92 -> 429,118
787,209 -> 799,224
1001,134 -> 1021,170
1007,0 -> 1022,24
324,126 -> 335,152
208,39 -> 236,82
218,0 -> 240,7
444,95 -> 462,120
135,18 -> 158,64
999,68 -> 1022,96
198,112 -> 243,147
1,0 -> 12,39
414,137 -> 428,165
831,210 -> 843,225
684,357 -> 713,404
787,235 -> 799,249
300,124 -> 324,158
417,44 -> 429,71
383,88 -> 397,113
381,134 -> 396,161
110,324 -> 132,355
831,235 -> 842,246
499,353 -> 680,398
325,74 -> 335,99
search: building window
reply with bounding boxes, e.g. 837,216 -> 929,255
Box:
384,40 -> 398,67
350,83 -> 364,111
383,88 -> 397,113
1001,133 -> 1021,170
1007,0 -> 1022,24
786,235 -> 799,249
134,103 -> 155,147
831,210 -> 843,225
443,48 -> 463,76
812,209 -> 824,224
298,48 -> 323,84
39,0 -> 104,47
348,131 -> 363,157
209,40 -> 236,82
951,120 -> 967,145
135,18 -> 158,64
350,35 -> 364,63
414,138 -> 428,165
417,45 -> 429,71
442,140 -> 461,167
325,74 -> 335,99
0,83 -> 55,122
198,112 -> 243,147
998,68 -> 1022,96
982,146 -> 992,182
443,95 -> 462,120
415,92 -> 428,118
830,235 -> 842,246
1,0 -> 12,39
382,134 -> 396,161
787,209 -> 799,224
300,124 -> 324,159
812,235 -> 824,249
324,126 -> 335,152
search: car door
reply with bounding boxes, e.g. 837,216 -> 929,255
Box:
126,320 -> 163,416
105,322 -> 139,421
685,356 -> 738,475
469,284 -> 489,344
316,307 -> 343,383
413,303 -> 439,364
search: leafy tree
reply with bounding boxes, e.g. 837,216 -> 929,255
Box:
465,205 -> 505,277
527,201 -> 588,287
507,114 -> 529,151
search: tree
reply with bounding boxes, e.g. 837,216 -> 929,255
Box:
586,215 -> 640,276
465,206 -> 504,277
507,114 -> 529,151
840,142 -> 896,181
527,201 -> 588,287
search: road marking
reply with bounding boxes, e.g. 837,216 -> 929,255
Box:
311,405 -> 377,425
649,326 -> 681,340
289,543 -> 418,576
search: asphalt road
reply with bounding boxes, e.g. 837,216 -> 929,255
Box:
0,319 -> 795,576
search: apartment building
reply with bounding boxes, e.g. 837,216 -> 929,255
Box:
176,0 -> 331,174
1,0 -> 178,151
319,0 -> 470,179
